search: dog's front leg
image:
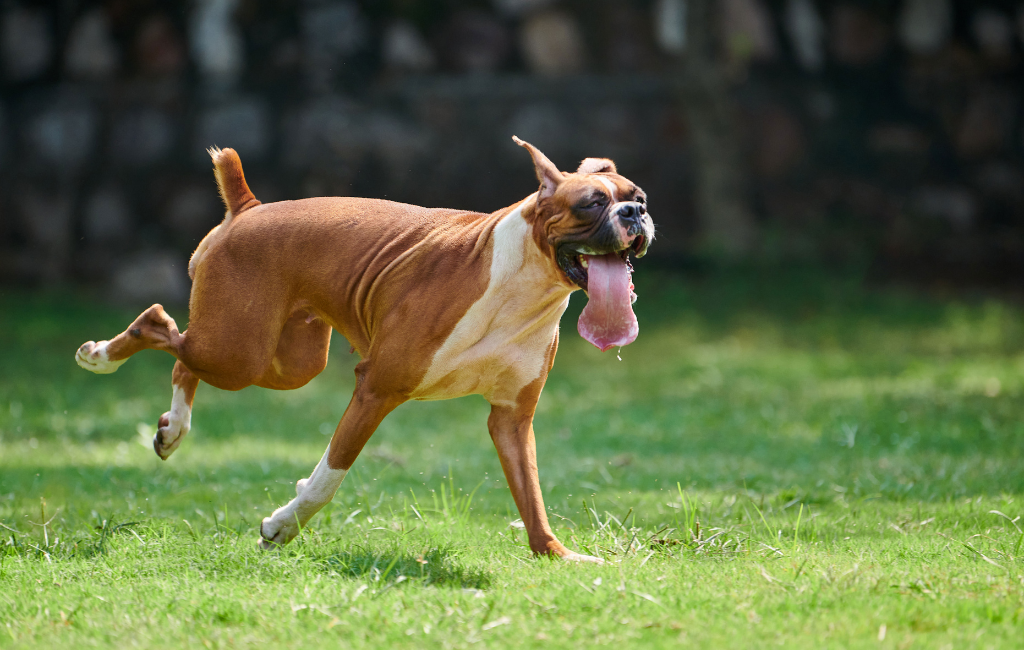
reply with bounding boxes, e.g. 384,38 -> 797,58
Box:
260,372 -> 401,548
258,445 -> 343,549
488,396 -> 603,564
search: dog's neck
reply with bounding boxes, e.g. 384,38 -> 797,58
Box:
489,193 -> 574,304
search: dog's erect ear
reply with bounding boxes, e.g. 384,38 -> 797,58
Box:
577,158 -> 617,174
513,136 -> 565,200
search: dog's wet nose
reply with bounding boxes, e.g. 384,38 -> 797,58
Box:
617,202 -> 647,221
617,202 -> 647,238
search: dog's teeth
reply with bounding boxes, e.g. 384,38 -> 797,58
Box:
580,257 -> 589,268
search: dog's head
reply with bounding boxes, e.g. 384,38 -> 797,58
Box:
513,136 -> 655,351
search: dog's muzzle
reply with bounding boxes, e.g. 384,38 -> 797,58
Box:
612,202 -> 652,258
616,201 -> 647,238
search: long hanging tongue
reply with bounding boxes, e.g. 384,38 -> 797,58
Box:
577,253 -> 639,351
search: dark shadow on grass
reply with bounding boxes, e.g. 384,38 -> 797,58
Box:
4,414 -> 1024,516
2,514 -> 144,562
308,544 -> 492,589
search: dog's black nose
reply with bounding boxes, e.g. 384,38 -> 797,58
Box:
618,202 -> 646,222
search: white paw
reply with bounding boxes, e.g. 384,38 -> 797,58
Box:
152,385 -> 192,460
258,510 -> 300,550
75,341 -> 126,374
153,411 -> 189,460
296,478 -> 308,496
560,552 -> 604,564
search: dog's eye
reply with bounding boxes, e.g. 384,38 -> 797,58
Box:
579,198 -> 605,210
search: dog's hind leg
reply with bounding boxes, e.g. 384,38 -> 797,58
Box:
77,305 -> 201,460
152,361 -> 200,460
259,362 -> 403,548
76,304 -> 184,373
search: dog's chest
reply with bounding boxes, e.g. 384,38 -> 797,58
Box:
411,207 -> 570,406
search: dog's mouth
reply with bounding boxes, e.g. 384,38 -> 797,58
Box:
556,233 -> 647,293
556,234 -> 647,352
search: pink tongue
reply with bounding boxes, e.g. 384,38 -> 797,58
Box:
577,253 -> 639,351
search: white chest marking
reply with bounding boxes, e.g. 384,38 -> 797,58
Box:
413,199 -> 570,405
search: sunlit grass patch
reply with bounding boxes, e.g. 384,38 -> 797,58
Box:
2,269 -> 1024,648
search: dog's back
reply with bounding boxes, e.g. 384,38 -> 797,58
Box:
190,147 -> 488,285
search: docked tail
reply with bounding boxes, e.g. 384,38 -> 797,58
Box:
208,147 -> 260,218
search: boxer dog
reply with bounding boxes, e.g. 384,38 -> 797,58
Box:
75,137 -> 653,562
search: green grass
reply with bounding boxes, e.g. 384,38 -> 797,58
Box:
2,268 -> 1024,648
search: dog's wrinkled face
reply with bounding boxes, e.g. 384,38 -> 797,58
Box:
544,167 -> 653,292
513,136 -> 655,351
512,136 -> 655,292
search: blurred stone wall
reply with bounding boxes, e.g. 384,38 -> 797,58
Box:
2,0 -> 1024,295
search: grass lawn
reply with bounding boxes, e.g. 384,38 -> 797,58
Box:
2,268 -> 1024,648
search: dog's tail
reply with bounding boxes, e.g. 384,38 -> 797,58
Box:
189,148 -> 260,280
208,147 -> 260,218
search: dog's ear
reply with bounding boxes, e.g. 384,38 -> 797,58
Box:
577,158 -> 617,174
513,136 -> 565,200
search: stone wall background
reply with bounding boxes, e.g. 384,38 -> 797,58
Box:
2,0 -> 1024,297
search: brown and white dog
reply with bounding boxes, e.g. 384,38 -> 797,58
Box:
75,137 -> 654,562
